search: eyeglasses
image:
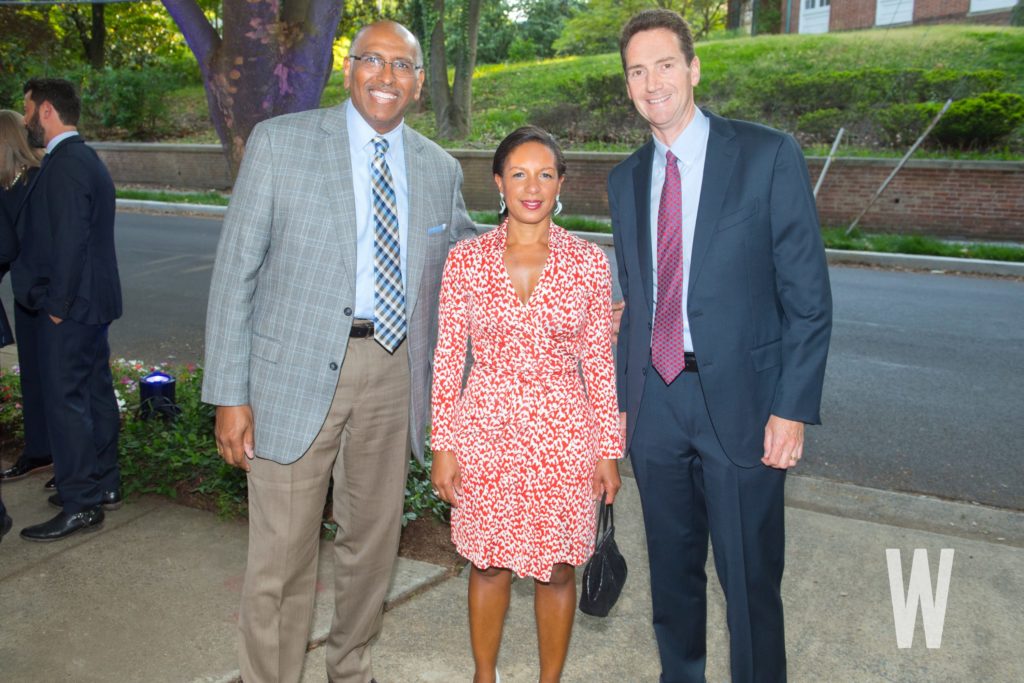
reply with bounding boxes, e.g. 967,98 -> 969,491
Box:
349,54 -> 422,78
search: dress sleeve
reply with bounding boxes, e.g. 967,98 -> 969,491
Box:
581,247 -> 624,460
430,243 -> 472,452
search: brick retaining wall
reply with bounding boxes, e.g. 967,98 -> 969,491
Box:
90,142 -> 1023,241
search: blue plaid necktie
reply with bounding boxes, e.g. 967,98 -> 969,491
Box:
371,136 -> 406,353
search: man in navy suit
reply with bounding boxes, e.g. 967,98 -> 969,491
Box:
13,78 -> 123,542
610,10 -> 832,682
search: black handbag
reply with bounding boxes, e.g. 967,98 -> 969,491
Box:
578,493 -> 627,617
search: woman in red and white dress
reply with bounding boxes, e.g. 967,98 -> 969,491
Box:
431,126 -> 622,683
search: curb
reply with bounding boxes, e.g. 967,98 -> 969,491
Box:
116,200 -> 1024,277
825,248 -> 1024,277
784,474 -> 1023,548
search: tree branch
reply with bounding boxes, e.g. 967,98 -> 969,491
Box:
161,0 -> 220,74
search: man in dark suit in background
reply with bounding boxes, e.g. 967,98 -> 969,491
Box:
610,10 -> 832,682
13,78 -> 123,542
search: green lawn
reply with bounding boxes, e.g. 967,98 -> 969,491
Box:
153,25 -> 1023,157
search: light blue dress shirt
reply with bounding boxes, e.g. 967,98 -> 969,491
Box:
649,108 -> 710,353
46,130 -> 78,154
346,100 -> 410,320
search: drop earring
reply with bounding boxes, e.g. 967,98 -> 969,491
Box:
499,192 -> 506,214
554,195 -> 563,216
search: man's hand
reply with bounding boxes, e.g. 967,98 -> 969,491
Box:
592,458 -> 622,504
611,300 -> 625,345
762,415 -> 804,470
48,314 -> 63,325
431,449 -> 461,507
215,405 -> 256,472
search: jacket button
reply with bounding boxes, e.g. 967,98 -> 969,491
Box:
329,362 -> 338,371
641,367 -> 647,376
343,307 -> 352,316
648,321 -> 652,330
691,309 -> 703,318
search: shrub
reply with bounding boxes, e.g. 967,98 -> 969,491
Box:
530,72 -> 646,145
79,67 -> 184,139
766,68 -> 1009,120
872,102 -> 938,148
404,449 -> 451,526
112,361 -> 249,517
796,108 -> 848,144
919,69 -> 1005,101
932,92 -> 1024,149
0,360 -> 452,522
508,38 -> 539,63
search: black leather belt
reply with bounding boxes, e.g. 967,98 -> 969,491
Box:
681,352 -> 698,372
349,320 -> 374,338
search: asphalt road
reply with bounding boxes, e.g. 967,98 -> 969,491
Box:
2,212 -> 1021,509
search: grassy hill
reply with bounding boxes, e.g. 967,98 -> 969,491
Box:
165,24 -> 1023,155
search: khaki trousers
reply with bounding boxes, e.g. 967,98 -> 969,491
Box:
239,338 -> 411,683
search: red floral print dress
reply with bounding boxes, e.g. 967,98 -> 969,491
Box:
431,221 -> 623,581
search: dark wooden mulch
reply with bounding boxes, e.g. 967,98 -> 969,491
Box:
398,516 -> 465,571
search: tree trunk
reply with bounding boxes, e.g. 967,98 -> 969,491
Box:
448,0 -> 480,139
430,0 -> 481,140
69,4 -> 106,69
163,0 -> 342,178
87,4 -> 105,70
429,0 -> 454,138
726,0 -> 744,30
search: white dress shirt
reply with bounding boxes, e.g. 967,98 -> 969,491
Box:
649,108 -> 710,353
346,101 -> 410,320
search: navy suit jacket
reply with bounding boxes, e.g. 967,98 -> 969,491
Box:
610,111 -> 833,467
11,135 -> 122,325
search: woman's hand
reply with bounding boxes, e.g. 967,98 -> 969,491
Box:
431,449 -> 462,507
592,458 -> 621,504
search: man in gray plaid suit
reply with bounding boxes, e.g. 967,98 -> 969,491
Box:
202,21 -> 478,683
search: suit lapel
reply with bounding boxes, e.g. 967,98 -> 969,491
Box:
632,140 -> 655,314
403,127 -> 426,319
320,107 -> 356,282
689,112 -> 738,294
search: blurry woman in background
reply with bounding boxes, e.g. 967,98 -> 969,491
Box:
0,109 -> 50,490
1,109 -> 41,231
431,126 -> 622,682
0,108 -> 43,534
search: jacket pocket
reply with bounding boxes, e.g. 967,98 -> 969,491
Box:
715,200 -> 758,232
750,338 -> 781,372
251,333 -> 281,364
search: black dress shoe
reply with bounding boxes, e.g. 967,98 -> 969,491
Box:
1,513 -> 12,541
44,476 -> 56,490
20,507 -> 104,542
48,490 -> 123,511
0,459 -> 53,481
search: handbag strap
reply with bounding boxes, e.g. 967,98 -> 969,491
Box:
594,492 -> 614,545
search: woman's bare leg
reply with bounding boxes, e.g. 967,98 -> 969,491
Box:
535,563 -> 576,683
469,565 -> 513,683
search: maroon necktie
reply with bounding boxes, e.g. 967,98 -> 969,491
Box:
651,149 -> 686,384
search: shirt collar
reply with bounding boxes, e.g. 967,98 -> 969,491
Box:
345,100 -> 404,153
45,130 -> 78,155
652,108 -> 708,170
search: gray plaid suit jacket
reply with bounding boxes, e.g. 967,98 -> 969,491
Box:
202,102 -> 478,464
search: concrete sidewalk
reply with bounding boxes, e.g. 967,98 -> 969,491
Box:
1,468 -> 1021,683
